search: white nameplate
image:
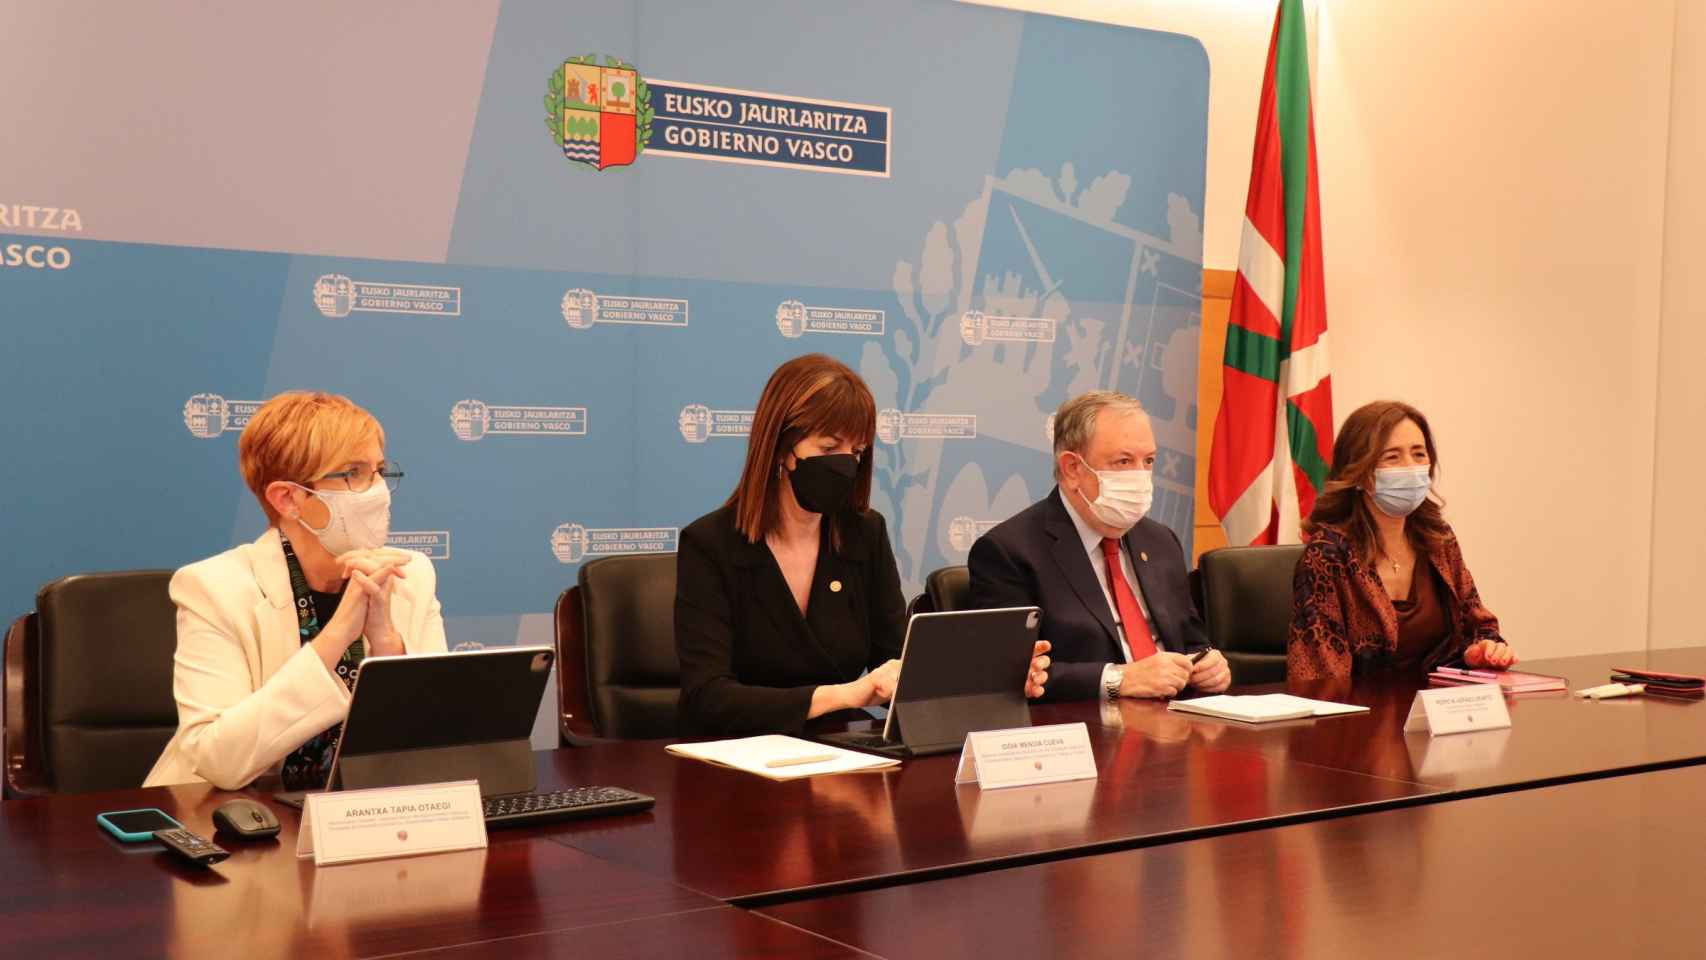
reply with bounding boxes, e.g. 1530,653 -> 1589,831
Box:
1403,684 -> 1512,737
295,780 -> 487,867
954,722 -> 1097,790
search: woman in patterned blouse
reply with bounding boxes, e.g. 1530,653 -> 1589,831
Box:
1288,400 -> 1516,681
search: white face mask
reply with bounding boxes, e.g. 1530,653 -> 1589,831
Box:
1069,453 -> 1154,532
291,482 -> 392,555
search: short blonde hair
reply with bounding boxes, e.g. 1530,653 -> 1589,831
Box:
1052,390 -> 1144,481
239,392 -> 385,523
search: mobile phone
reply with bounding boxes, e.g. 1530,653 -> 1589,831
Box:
96,808 -> 184,842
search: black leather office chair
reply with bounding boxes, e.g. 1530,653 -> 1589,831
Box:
1197,545 -> 1304,685
557,553 -> 680,740
4,571 -> 178,797
907,564 -> 972,618
925,565 -> 971,613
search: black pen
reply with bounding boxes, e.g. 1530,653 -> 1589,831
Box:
1189,649 -> 1210,664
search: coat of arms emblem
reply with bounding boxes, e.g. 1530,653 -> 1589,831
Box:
546,55 -> 653,171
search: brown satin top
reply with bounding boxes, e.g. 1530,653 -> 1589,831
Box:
1389,563 -> 1449,672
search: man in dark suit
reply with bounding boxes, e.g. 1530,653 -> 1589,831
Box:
969,391 -> 1231,702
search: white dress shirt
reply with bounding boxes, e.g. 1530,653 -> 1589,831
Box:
1061,490 -> 1156,664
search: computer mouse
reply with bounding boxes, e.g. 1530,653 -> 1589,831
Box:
212,798 -> 281,840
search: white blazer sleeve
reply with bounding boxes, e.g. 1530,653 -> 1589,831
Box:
398,552 -> 449,655
167,566 -> 352,790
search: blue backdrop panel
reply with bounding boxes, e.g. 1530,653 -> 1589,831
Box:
0,0 -> 1208,648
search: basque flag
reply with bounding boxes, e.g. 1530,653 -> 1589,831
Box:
1208,0 -> 1333,546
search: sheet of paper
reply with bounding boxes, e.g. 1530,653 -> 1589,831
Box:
1168,694 -> 1368,723
665,734 -> 899,780
1167,694 -> 1315,722
1260,694 -> 1370,717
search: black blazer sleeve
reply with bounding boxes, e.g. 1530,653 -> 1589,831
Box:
967,531 -> 1028,611
968,529 -> 1104,703
1160,525 -> 1209,656
865,512 -> 906,667
1040,652 -> 1107,703
674,522 -> 816,736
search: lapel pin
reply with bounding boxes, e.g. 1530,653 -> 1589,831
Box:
1139,552 -> 1149,563
830,580 -> 843,593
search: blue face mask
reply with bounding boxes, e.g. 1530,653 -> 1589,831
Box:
1372,466 -> 1431,518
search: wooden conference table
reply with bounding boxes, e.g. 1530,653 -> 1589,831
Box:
759,762 -> 1706,960
2,647 -> 1703,957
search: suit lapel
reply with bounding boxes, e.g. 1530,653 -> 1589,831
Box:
1043,490 -> 1120,646
811,536 -> 852,615
249,528 -> 304,678
1124,523 -> 1166,652
729,523 -> 814,648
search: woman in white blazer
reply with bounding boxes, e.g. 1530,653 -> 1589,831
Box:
145,392 -> 447,790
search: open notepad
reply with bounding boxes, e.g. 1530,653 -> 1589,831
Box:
665,735 -> 901,780
1166,694 -> 1369,724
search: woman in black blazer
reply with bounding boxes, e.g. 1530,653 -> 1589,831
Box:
675,354 -> 1048,736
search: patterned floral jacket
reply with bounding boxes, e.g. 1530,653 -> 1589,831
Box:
1287,523 -> 1502,681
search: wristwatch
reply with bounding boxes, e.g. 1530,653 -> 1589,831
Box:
1101,663 -> 1125,701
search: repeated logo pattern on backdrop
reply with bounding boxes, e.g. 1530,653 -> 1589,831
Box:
0,2 -> 1208,653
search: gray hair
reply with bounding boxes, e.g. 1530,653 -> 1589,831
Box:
1052,390 -> 1145,481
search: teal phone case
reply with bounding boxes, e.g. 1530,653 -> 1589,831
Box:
95,808 -> 182,842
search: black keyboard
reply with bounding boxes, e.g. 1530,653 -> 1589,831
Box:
835,733 -> 896,749
481,786 -> 655,827
815,730 -> 912,758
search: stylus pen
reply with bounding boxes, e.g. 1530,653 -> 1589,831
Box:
765,754 -> 839,768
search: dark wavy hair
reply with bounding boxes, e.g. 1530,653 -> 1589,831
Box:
1303,400 -> 1450,564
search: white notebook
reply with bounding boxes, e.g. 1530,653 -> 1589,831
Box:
1166,694 -> 1369,724
665,734 -> 900,780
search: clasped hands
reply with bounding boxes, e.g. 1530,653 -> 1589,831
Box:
311,548 -> 414,671
1120,648 -> 1231,699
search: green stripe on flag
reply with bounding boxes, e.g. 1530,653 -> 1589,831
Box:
1223,324 -> 1282,383
1275,0 -> 1311,359
1285,399 -> 1330,491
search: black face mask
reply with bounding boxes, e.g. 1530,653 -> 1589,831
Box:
787,453 -> 859,515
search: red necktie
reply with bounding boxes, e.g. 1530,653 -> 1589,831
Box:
1101,537 -> 1157,661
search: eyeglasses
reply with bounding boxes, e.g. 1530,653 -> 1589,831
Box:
317,461 -> 404,493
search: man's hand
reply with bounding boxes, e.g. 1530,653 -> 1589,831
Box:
1119,651 -> 1194,699
1188,649 -> 1232,693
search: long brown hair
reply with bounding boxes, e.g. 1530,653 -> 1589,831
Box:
727,354 -> 877,547
1304,400 -> 1451,564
